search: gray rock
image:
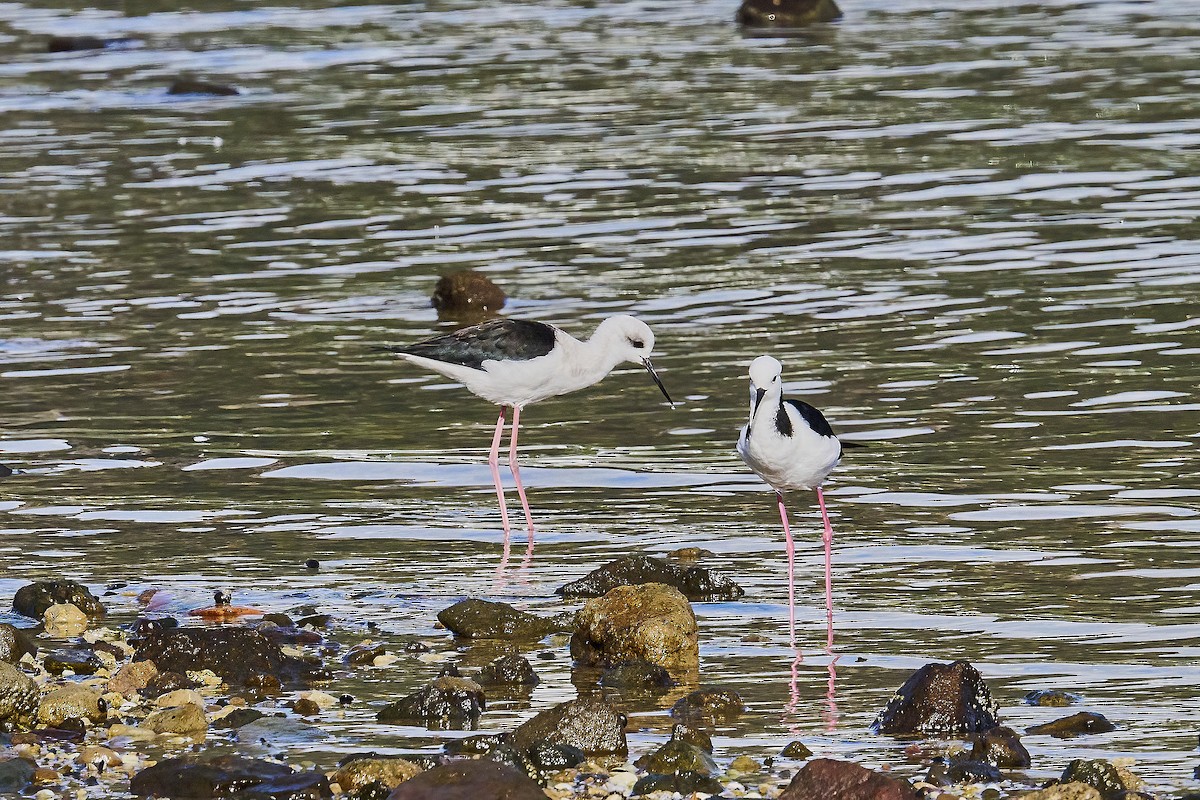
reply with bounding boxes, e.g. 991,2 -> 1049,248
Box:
0,757 -> 35,793
0,624 -> 35,664
508,697 -> 627,756
0,661 -> 38,727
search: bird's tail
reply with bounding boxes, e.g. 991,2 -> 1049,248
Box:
841,440 -> 868,449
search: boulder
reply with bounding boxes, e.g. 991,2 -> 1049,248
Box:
970,725 -> 1031,768
634,738 -> 718,776
334,757 -> 423,794
1027,712 -> 1116,738
0,624 -> 35,664
141,703 -> 208,735
871,660 -> 999,736
0,661 -> 38,727
386,759 -> 544,800
780,758 -> 919,800
44,603 -> 89,636
570,583 -> 698,676
1058,758 -> 1142,795
37,684 -> 106,727
437,599 -> 567,639
133,626 -> 325,686
129,755 -> 322,798
599,659 -> 674,689
557,555 -> 744,601
669,688 -> 745,725
13,580 -> 104,619
508,697 -> 627,756
1020,784 -> 1103,800
377,674 -> 485,728
477,654 -> 539,687
631,771 -> 724,795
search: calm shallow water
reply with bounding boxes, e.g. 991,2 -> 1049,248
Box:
1,0 -> 1199,793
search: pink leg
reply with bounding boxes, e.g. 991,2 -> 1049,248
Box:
508,406 -> 535,537
816,486 -> 834,631
488,408 -> 512,539
777,492 -> 795,648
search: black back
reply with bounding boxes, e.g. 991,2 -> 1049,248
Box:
386,318 -> 557,370
781,398 -> 836,438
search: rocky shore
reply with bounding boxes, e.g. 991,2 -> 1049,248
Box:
0,561 -> 1185,799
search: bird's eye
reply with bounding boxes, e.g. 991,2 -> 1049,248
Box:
628,337 -> 645,349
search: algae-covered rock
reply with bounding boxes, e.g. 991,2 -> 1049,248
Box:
1027,712 -> 1116,738
13,580 -> 105,619
570,583 -> 698,676
437,599 -> 566,640
557,555 -> 744,601
871,660 -> 1000,736
508,697 -> 627,756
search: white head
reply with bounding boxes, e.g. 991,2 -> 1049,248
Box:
591,315 -> 673,406
748,354 -> 783,413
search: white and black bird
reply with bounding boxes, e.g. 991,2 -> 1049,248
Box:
737,354 -> 860,644
381,315 -> 673,543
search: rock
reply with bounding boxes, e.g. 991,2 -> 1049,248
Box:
970,725 -> 1031,768
736,0 -> 841,27
634,738 -> 718,776
0,661 -> 39,727
345,643 -> 387,666
946,759 -> 1002,783
669,688 -> 746,725
157,689 -> 207,709
528,740 -> 586,771
129,754 -> 302,797
431,270 -> 507,318
1058,758 -> 1142,795
0,624 -> 35,664
557,555 -> 744,602
782,740 -> 814,759
871,660 -> 1000,736
46,35 -> 138,52
37,684 -> 106,727
386,759 -> 544,800
780,758 -> 920,800
377,674 -> 486,728
235,716 -> 330,748
508,697 -> 627,756
13,580 -> 105,619
293,697 -> 320,716
109,661 -> 159,696
133,625 -> 325,686
238,769 -> 331,799
1025,689 -> 1082,707
168,78 -> 240,96
43,648 -> 103,676
77,745 -> 122,770
728,755 -> 761,778
444,733 -> 503,756
437,599 -> 567,639
599,659 -> 674,689
570,583 -> 699,676
141,703 -> 207,735
1027,712 -> 1116,738
212,707 -> 266,730
44,603 -> 89,637
142,670 -> 197,698
671,723 -> 713,753
334,757 -> 424,794
632,771 -> 725,795
0,757 -> 35,793
478,654 -> 539,687
1020,783 -> 1103,800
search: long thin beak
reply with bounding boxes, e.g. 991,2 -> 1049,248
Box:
753,387 -> 766,413
643,358 -> 675,408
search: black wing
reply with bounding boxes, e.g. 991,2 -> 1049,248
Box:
782,398 -> 836,438
382,318 -> 557,370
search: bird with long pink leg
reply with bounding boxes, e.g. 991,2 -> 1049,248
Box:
381,315 -> 673,557
736,355 -> 861,647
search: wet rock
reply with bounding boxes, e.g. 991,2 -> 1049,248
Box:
0,624 -> 35,664
142,670 -> 198,698
672,723 -> 713,753
133,625 -> 325,686
571,583 -> 698,676
1025,689 -> 1082,707
77,745 -> 122,770
141,703 -> 207,735
871,660 -> 1000,736
431,270 -> 507,318
168,78 -> 240,96
634,738 -> 718,776
782,740 -> 814,759
780,758 -> 920,800
376,673 -> 485,728
37,684 -> 105,727
109,660 -> 159,696
1027,712 -> 1116,738
212,707 -> 266,730
236,716 -> 331,749
599,659 -> 674,689
669,688 -> 746,726
1057,758 -> 1142,796
129,754 -> 300,797
632,771 -> 725,795
0,757 -> 35,792
946,759 -> 1002,783
13,580 -> 105,619
387,759 -> 544,800
437,599 -> 567,639
970,725 -> 1031,768
727,754 -> 762,778
508,697 -> 627,756
293,697 -> 320,716
1021,783 -> 1103,800
44,602 -> 89,636
239,769 -> 331,799
736,0 -> 841,27
443,732 -> 502,756
667,547 -> 713,561
0,464 -> 11,478
345,643 -> 387,666
528,740 -> 586,771
477,654 -> 539,687
43,648 -> 103,676
0,661 -> 39,727
557,555 -> 744,602
157,689 -> 207,709
46,35 -> 139,52
334,756 -> 423,794
482,741 -> 538,781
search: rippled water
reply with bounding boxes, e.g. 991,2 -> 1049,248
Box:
2,0 -> 1199,793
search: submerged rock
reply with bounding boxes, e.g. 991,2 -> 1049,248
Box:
386,759 -> 544,800
13,580 -> 105,619
0,624 -> 35,664
634,738 -> 718,776
669,688 -> 746,726
477,654 -> 539,687
970,725 -> 1031,768
168,78 -> 240,96
129,754 -> 324,798
1025,689 -> 1082,707
377,672 -> 486,728
508,697 -> 627,756
0,661 -> 39,727
431,270 -> 506,319
133,625 -> 325,686
599,659 -> 674,689
632,771 -> 724,795
1027,711 -> 1116,738
871,660 -> 1000,736
570,583 -> 699,675
780,758 -> 920,800
437,599 -> 567,640
736,0 -> 842,27
46,35 -> 138,52
0,757 -> 35,793
781,740 -> 814,759
557,555 -> 744,601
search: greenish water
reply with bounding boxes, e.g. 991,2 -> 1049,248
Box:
2,0 -> 1199,793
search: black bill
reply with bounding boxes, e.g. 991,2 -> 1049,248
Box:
643,358 -> 675,407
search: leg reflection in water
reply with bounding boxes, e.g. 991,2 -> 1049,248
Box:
783,609 -> 840,732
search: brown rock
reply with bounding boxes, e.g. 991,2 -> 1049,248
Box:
736,0 -> 841,27
37,684 -> 106,726
109,660 -> 159,696
431,271 -> 506,318
872,660 -> 1000,736
780,758 -> 919,800
386,759 -> 544,800
1020,783 -> 1103,800
508,697 -> 627,756
141,703 -> 207,735
970,725 -> 1031,768
570,583 -> 698,676
334,757 -> 423,793
1027,712 -> 1116,738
